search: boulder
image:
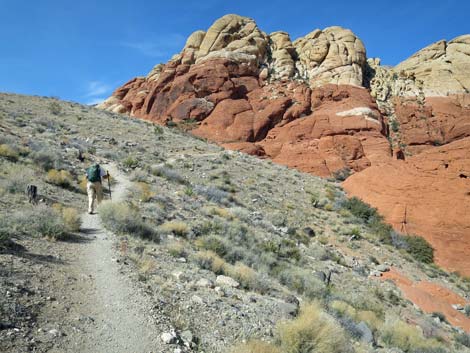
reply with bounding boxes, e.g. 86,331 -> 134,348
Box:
215,275 -> 240,288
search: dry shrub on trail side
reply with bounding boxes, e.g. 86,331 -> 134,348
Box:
46,169 -> 74,188
380,316 -> 444,352
98,201 -> 158,241
159,220 -> 189,237
230,340 -> 280,353
52,204 -> 81,232
277,302 -> 350,353
226,262 -> 257,290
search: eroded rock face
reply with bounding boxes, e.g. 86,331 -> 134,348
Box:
343,137 -> 470,275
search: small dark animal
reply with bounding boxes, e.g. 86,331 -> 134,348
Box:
26,184 -> 38,205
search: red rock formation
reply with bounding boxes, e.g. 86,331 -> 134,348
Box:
344,137 -> 470,275
99,14 -> 470,279
394,94 -> 470,155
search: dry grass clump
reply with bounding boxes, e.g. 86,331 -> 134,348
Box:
166,240 -> 187,258
159,221 -> 189,237
0,144 -> 19,162
226,262 -> 257,289
46,169 -> 73,188
194,250 -> 227,274
136,182 -> 155,202
277,302 -> 350,353
205,206 -> 234,219
52,204 -> 81,232
230,340 -> 281,353
380,317 -> 443,351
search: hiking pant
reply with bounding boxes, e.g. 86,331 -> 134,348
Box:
87,181 -> 103,213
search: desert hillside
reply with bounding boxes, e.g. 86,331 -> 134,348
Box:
2,93 -> 470,352
98,14 -> 470,277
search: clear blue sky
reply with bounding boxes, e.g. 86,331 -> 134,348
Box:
1,0 -> 468,104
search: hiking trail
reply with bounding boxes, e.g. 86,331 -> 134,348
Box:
52,163 -> 161,353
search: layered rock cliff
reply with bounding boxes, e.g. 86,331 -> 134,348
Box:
99,14 -> 470,274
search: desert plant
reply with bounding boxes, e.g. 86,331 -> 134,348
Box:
61,207 -> 81,232
166,241 -> 187,258
46,169 -> 74,188
136,182 -> 154,202
48,101 -> 62,115
151,165 -> 187,184
98,201 -> 158,241
403,235 -> 434,264
381,317 -> 442,352
7,206 -> 69,240
455,332 -> 470,348
277,302 -> 350,353
342,197 -> 380,223
159,221 -> 189,237
0,144 -> 19,162
122,156 -> 139,169
194,250 -> 226,274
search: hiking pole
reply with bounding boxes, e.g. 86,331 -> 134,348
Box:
107,171 -> 112,200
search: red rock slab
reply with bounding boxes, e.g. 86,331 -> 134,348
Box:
394,94 -> 470,155
381,268 -> 470,332
344,137 -> 470,275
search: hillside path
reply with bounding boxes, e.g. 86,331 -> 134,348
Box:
55,164 -> 160,353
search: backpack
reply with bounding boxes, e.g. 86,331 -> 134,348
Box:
86,164 -> 101,182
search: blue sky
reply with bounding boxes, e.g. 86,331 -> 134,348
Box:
1,0 -> 468,104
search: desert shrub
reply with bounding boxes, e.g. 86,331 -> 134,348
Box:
342,197 -> 380,223
330,300 -> 357,319
151,165 -> 187,184
130,169 -> 148,182
48,101 -> 62,115
61,207 -> 81,232
196,235 -> 227,257
226,262 -> 257,290
332,167 -> 352,181
135,182 -> 154,202
230,340 -> 280,353
464,305 -> 470,317
46,169 -> 73,188
277,267 -> 328,299
194,184 -> 232,205
166,241 -> 187,258
277,302 -> 350,353
0,144 -> 19,162
455,332 -> 470,348
194,250 -> 226,274
403,235 -> 434,264
159,221 -> 189,237
7,206 -> 68,240
381,317 -> 443,352
98,202 -> 158,241
122,156 -> 139,169
1,164 -> 34,194
205,206 -> 233,219
31,150 -> 59,171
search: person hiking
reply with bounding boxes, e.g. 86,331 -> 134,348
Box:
85,163 -> 109,214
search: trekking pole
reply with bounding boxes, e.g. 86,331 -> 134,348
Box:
107,171 -> 112,200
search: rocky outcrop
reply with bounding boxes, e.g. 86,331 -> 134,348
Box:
99,14 -> 470,275
343,137 -> 470,275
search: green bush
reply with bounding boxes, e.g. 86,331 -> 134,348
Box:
98,202 -> 158,241
342,197 -> 380,223
46,169 -> 74,188
404,235 -> 434,264
455,332 -> 470,348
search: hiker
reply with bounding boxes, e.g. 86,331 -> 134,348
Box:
85,163 -> 109,214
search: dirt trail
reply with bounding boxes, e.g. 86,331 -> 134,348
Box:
55,164 -> 160,353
